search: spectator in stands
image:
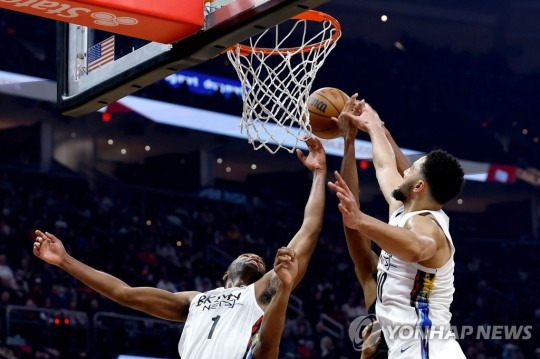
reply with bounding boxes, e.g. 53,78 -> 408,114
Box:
320,336 -> 335,358
0,290 -> 12,317
288,311 -> 313,338
0,254 -> 16,290
341,296 -> 367,324
156,270 -> 178,292
502,343 -> 525,359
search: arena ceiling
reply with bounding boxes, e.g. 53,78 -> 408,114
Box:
321,0 -> 540,73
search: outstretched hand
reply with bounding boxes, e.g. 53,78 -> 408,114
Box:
360,321 -> 383,359
335,101 -> 384,134
33,230 -> 67,266
274,247 -> 298,290
330,93 -> 363,138
296,137 -> 326,172
327,171 -> 363,230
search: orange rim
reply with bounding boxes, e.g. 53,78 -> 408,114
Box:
230,10 -> 341,56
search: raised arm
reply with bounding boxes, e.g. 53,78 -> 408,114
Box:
333,96 -> 378,306
285,137 -> 326,287
250,247 -> 298,359
383,125 -> 411,176
340,103 -> 403,216
328,174 -> 437,262
255,138 -> 325,305
33,230 -> 199,321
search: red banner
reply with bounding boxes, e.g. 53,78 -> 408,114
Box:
486,164 -> 517,183
0,0 -> 204,43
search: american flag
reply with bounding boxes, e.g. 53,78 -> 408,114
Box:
87,36 -> 115,73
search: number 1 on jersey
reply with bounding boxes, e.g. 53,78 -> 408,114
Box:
207,315 -> 221,339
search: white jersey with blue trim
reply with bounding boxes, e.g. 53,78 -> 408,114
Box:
178,284 -> 264,359
375,207 -> 465,358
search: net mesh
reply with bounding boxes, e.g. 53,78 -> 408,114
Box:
226,11 -> 341,153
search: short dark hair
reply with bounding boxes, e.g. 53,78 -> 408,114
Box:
421,150 -> 464,204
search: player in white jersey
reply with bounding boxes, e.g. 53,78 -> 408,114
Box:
333,95 -> 411,359
33,137 -> 327,359
329,101 -> 465,358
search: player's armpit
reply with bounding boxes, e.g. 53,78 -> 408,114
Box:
254,270 -> 279,310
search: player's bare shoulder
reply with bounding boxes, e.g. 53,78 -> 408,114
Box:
411,213 -> 451,268
422,212 -> 448,244
406,213 -> 443,239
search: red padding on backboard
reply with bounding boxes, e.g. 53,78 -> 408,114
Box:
0,0 -> 204,44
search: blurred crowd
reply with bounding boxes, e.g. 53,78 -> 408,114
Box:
0,167 -> 538,359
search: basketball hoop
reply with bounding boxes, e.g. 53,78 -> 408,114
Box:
227,10 -> 341,154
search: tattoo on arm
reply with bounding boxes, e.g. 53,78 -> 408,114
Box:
259,276 -> 280,305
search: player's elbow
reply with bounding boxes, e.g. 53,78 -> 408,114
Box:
111,286 -> 134,306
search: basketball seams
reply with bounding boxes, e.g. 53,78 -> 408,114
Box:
308,109 -> 334,130
314,127 -> 342,138
313,124 -> 337,131
307,94 -> 336,117
307,87 -> 348,139
337,90 -> 348,106
317,92 -> 343,116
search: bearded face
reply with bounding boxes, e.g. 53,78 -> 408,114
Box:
225,254 -> 266,285
227,261 -> 264,284
391,180 -> 415,202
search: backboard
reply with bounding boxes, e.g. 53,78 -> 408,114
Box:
58,0 -> 330,117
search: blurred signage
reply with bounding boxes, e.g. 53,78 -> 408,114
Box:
163,71 -> 242,99
486,164 -> 517,183
0,69 -> 488,183
0,0 -> 203,43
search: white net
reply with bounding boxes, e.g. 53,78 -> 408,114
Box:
226,11 -> 341,154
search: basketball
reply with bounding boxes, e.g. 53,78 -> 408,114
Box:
307,87 -> 349,139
